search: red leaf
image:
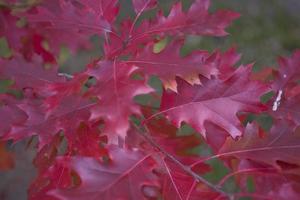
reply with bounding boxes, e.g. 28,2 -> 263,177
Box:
273,50 -> 300,92
33,134 -> 62,173
233,160 -> 300,200
253,177 -> 300,200
158,66 -> 268,139
128,40 -> 220,91
0,55 -> 62,90
2,92 -> 92,148
219,120 -> 300,174
110,0 -> 239,58
161,159 -> 219,200
49,146 -> 159,200
143,107 -> 202,156
29,158 -> 75,200
274,94 -> 300,127
84,61 -> 153,140
271,51 -> 300,127
67,122 -> 108,158
24,0 -> 111,53
130,0 -> 239,42
2,0 -> 294,199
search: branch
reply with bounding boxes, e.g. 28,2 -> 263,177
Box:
55,72 -> 233,198
133,123 -> 234,200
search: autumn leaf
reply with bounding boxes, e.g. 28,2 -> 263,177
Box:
157,66 -> 268,139
49,146 -> 159,200
271,51 -> 300,127
129,0 -> 239,43
84,61 -> 153,140
127,40 -> 219,91
219,120 -> 300,175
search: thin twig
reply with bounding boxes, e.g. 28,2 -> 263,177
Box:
133,123 -> 233,199
129,0 -> 152,37
55,72 -> 233,198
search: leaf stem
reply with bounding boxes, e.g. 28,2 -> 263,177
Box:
129,0 -> 152,37
134,123 -> 233,199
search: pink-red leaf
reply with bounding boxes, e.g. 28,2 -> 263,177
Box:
24,0 -> 111,53
84,61 -> 153,140
2,94 -> 92,148
158,66 -> 268,139
219,120 -> 300,174
50,146 -> 159,200
161,159 -> 219,200
272,51 -> 300,126
127,40 -> 221,91
0,55 -> 61,89
130,0 -> 239,42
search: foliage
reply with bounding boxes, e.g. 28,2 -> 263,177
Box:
0,0 -> 300,199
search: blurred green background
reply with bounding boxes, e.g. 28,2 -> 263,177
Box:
193,0 -> 300,70
54,0 -> 300,73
